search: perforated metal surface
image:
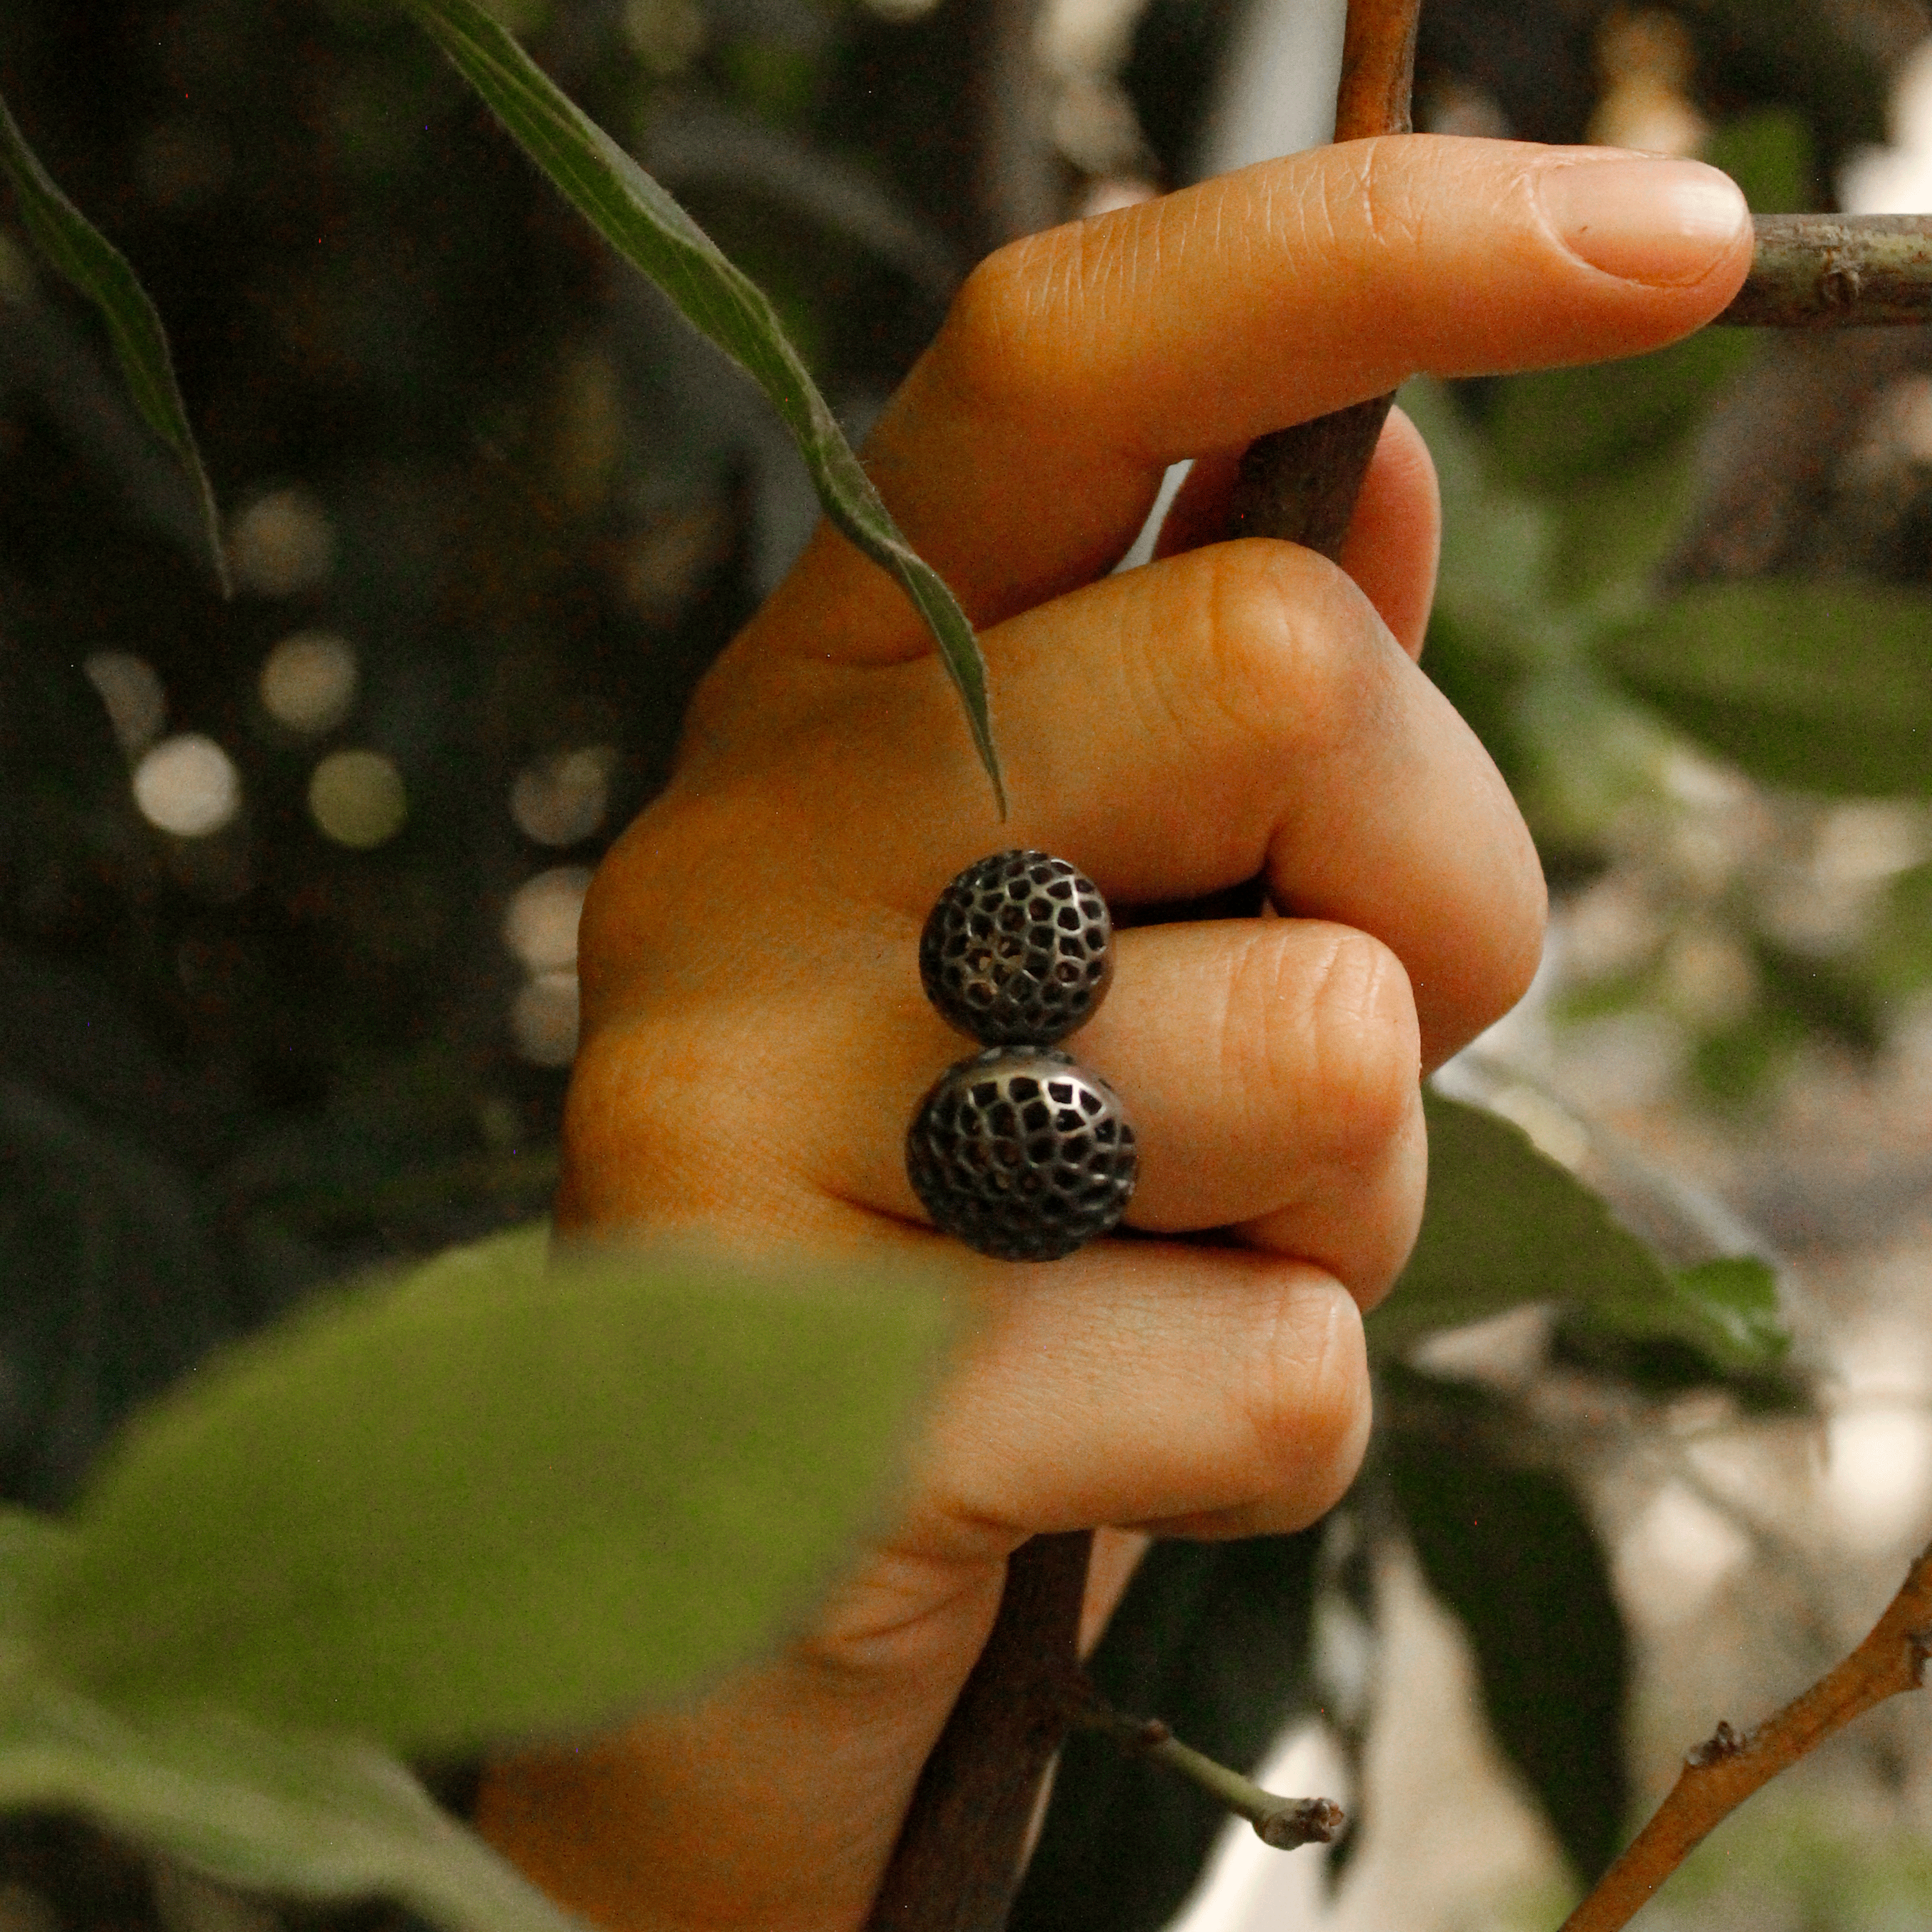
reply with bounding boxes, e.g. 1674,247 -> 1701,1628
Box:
919,850 -> 1113,1046
905,1047 -> 1138,1262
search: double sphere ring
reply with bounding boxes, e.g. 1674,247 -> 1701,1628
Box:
905,851 -> 1138,1261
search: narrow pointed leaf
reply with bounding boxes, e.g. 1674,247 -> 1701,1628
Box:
393,0 -> 1004,810
0,1678 -> 581,1932
0,92 -> 228,596
30,1226 -> 959,1751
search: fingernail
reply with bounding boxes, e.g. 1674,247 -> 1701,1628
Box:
1536,156 -> 1748,285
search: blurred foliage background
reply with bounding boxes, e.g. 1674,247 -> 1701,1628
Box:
6,0 -> 1932,1928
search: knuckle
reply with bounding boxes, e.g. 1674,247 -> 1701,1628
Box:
1160,542 -> 1393,764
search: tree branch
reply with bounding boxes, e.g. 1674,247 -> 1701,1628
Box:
1721,215 -> 1932,327
1559,1541 -> 1932,1932
1225,0 -> 1416,558
862,1530 -> 1093,1931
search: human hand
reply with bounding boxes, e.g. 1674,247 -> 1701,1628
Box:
475,137 -> 1750,1930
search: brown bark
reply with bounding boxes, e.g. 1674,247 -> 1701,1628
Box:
861,1530 -> 1092,1932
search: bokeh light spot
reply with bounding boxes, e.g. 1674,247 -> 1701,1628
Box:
512,969 -> 580,1067
260,630 -> 359,734
231,487 -> 337,597
504,866 -> 591,974
308,749 -> 408,849
510,746 -> 614,846
133,733 -> 241,838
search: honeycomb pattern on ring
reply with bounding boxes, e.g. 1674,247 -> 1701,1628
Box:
919,849 -> 1113,1046
905,1047 -> 1137,1261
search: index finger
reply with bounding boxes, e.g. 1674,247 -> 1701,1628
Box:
751,135 -> 1749,659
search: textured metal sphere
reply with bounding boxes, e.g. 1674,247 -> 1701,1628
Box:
905,1047 -> 1137,1262
919,850 -> 1113,1046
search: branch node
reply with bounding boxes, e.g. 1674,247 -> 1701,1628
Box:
1255,1797 -> 1346,1850
1685,1719 -> 1747,1768
1821,260 -> 1862,309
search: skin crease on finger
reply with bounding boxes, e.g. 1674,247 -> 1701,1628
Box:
477,135 -> 1752,1932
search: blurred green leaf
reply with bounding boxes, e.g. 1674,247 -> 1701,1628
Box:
1011,1533 -> 1321,1932
1551,442 -> 1697,604
0,91 -> 228,596
1579,1255 -> 1788,1374
31,1225 -> 959,1751
1400,379 -> 1555,631
1706,106 -> 1816,216
1486,330 -> 1752,497
0,1506 -> 68,1638
0,1678 -> 580,1932
1691,1003 -> 1810,1106
1551,1325 -> 1808,1412
1419,606 -> 1532,786
1605,580 -> 1932,797
1384,1372 -> 1627,1885
394,0 -> 1005,810
1754,937 -> 1886,1055
1375,1093 -> 1790,1372
1871,861 -> 1932,998
1372,1090 -> 1671,1352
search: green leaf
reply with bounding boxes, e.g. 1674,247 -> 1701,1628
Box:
1486,328 -> 1753,497
30,1226 -> 959,1752
0,1508 -> 70,1646
1871,860 -> 1932,998
1372,1090 -> 1669,1352
392,0 -> 1004,810
0,91 -> 228,596
1383,1372 -> 1628,1884
1604,580 -> 1932,796
1373,1092 -> 1790,1372
1551,441 -> 1697,604
0,1677 -> 582,1932
1578,1256 -> 1788,1375
1399,379 -> 1555,632
1010,1532 -> 1322,1932
1706,106 -> 1816,216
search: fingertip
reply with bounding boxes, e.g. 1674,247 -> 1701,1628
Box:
1533,151 -> 1752,297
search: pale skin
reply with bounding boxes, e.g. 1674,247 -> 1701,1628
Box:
475,135 -> 1754,1929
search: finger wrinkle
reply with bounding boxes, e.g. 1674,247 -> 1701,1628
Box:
1242,1276 -> 1370,1511
1303,928 -> 1421,1170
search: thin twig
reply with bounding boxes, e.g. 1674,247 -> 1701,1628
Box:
1068,1696 -> 1346,1851
1559,1541 -> 1932,1932
1721,214 -> 1932,327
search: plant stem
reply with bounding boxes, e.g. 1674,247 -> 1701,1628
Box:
862,1530 -> 1093,1932
1559,1541 -> 1932,1932
1332,0 -> 1421,144
1225,0 -> 1417,557
1067,1697 -> 1345,1851
1721,214 -> 1932,326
